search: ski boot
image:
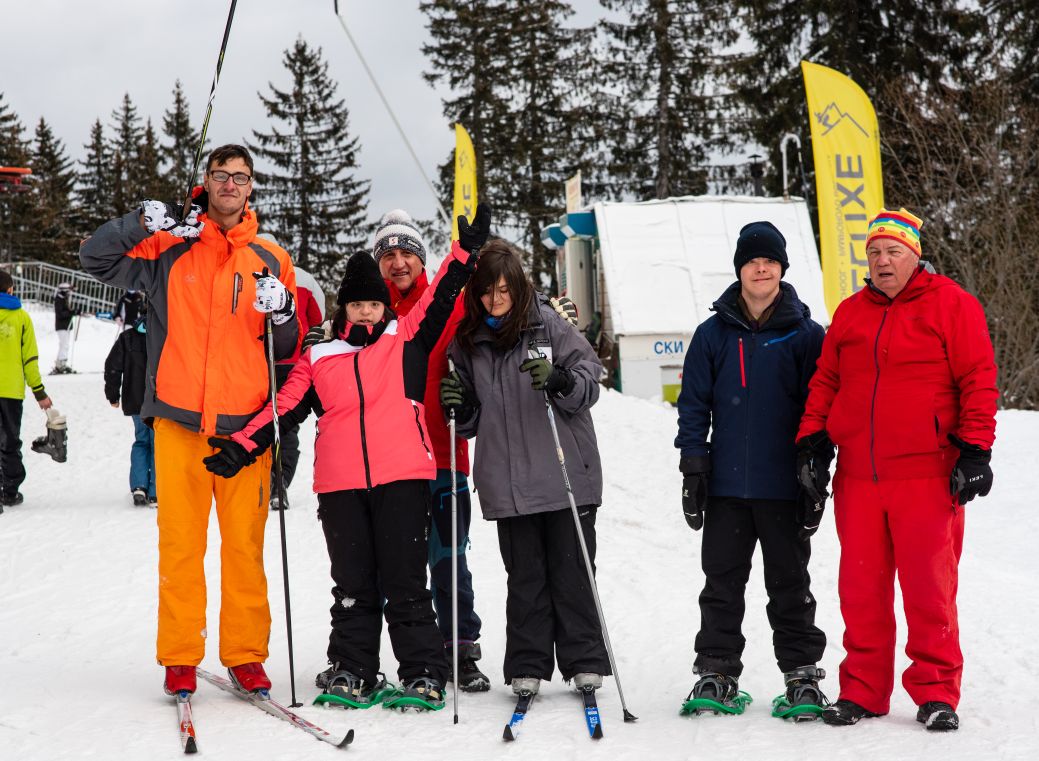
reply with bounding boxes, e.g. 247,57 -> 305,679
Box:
383,676 -> 445,711
680,671 -> 752,716
228,662 -> 271,693
772,666 -> 829,721
164,665 -> 197,696
313,667 -> 397,709
917,701 -> 959,731
446,642 -> 490,692
30,408 -> 67,463
574,673 -> 603,692
511,676 -> 541,696
821,698 -> 880,726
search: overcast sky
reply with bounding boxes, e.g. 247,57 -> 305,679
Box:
1,0 -> 601,231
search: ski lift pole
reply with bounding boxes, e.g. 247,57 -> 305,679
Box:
780,133 -> 801,200
526,346 -> 637,723
183,0 -> 239,217
332,0 -> 450,225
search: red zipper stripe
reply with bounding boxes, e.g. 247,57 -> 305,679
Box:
739,337 -> 747,388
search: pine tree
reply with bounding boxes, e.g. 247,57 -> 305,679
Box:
248,38 -> 370,288
162,80 -> 203,198
28,118 -> 77,262
77,119 -> 113,233
594,0 -> 736,200
988,0 -> 1039,105
0,93 -> 32,263
138,119 -> 166,201
109,93 -> 145,213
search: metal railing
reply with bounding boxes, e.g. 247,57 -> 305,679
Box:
7,260 -> 123,316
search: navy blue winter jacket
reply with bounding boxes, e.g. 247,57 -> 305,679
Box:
674,281 -> 825,501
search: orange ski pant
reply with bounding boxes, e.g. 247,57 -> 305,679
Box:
153,417 -> 272,667
833,471 -> 965,713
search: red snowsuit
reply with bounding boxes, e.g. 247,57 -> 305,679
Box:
798,266 -> 997,713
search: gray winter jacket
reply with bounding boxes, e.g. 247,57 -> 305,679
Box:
448,296 -> 604,520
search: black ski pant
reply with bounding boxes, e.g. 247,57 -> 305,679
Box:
317,480 -> 447,685
694,496 -> 826,676
0,398 -> 25,498
272,363 -> 301,489
497,506 -> 611,683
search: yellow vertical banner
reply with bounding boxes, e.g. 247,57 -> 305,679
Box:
451,123 -> 477,241
801,60 -> 884,314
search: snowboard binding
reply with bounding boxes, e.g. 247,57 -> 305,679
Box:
680,672 -> 752,716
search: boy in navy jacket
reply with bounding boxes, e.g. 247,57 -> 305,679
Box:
675,222 -> 829,720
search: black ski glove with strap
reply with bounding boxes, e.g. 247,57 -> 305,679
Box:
203,437 -> 257,479
948,434 -> 993,505
795,431 -> 835,539
680,455 -> 710,531
457,203 -> 492,256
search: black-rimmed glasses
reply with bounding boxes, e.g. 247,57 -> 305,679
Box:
209,170 -> 252,185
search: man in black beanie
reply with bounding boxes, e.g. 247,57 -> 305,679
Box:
674,220 -> 830,720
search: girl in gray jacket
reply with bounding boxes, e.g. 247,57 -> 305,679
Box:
442,240 -> 611,698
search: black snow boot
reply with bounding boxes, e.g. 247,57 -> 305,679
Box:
446,642 -> 490,692
31,411 -> 67,464
822,698 -> 880,726
917,701 -> 959,731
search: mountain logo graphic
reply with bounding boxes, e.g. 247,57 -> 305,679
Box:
814,102 -> 870,138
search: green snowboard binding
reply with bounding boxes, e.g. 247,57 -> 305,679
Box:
771,666 -> 828,721
680,672 -> 753,716
313,669 -> 399,709
382,676 -> 446,712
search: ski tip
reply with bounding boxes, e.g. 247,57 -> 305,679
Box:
623,709 -> 639,723
503,724 -> 516,742
184,736 -> 198,754
592,723 -> 604,740
337,728 -> 354,748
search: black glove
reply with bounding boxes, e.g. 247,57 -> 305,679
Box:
679,455 -> 710,531
519,357 -> 574,395
457,202 -> 492,255
795,431 -> 835,539
948,434 -> 993,505
302,321 -> 333,352
202,437 -> 257,479
439,370 -> 478,422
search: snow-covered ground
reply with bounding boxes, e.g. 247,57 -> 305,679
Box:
1,302 -> 1036,760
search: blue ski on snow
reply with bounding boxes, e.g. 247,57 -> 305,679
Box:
196,668 -> 353,748
503,692 -> 535,741
581,688 -> 604,739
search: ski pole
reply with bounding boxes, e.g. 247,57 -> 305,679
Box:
265,307 -> 301,707
448,358 -> 460,724
527,346 -> 637,723
183,0 -> 239,217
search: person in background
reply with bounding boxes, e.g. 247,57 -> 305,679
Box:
52,282 -> 78,374
105,303 -> 155,507
0,268 -> 53,509
114,289 -> 145,331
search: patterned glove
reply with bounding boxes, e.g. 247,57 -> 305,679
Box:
253,270 -> 296,325
140,199 -> 203,238
549,296 -> 579,327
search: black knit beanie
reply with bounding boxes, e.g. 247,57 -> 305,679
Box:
337,251 -> 391,307
734,221 -> 789,276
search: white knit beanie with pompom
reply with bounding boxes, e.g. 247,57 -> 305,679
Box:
371,209 -> 427,265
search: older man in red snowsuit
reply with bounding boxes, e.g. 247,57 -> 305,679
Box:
796,208 -> 997,732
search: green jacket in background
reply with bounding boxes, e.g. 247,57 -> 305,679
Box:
0,293 -> 47,401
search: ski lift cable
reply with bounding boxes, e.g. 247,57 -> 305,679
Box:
332,0 -> 451,226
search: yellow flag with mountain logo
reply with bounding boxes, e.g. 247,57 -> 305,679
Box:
451,123 -> 477,241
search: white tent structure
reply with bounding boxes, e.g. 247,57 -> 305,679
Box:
543,195 -> 829,402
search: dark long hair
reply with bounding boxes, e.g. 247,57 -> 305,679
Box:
455,239 -> 534,354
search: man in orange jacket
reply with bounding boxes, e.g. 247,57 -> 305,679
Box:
796,208 -> 997,732
80,144 -> 298,696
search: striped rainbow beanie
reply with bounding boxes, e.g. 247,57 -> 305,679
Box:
866,208 -> 922,256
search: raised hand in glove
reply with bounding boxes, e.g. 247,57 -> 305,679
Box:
439,370 -> 478,422
680,455 -> 709,531
253,269 -> 296,325
140,199 -> 203,238
519,357 -> 574,396
549,296 -> 579,327
795,431 -> 835,539
302,320 -> 334,352
948,434 -> 993,505
457,202 -> 492,255
203,437 -> 257,478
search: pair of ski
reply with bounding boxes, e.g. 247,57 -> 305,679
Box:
503,688 -> 603,741
175,668 -> 354,754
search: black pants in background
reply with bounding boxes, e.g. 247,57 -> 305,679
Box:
273,363 -> 301,488
0,398 -> 25,498
497,506 -> 611,683
694,496 -> 826,676
317,480 -> 447,685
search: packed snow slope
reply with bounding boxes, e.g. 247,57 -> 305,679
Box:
1,304 -> 1036,761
